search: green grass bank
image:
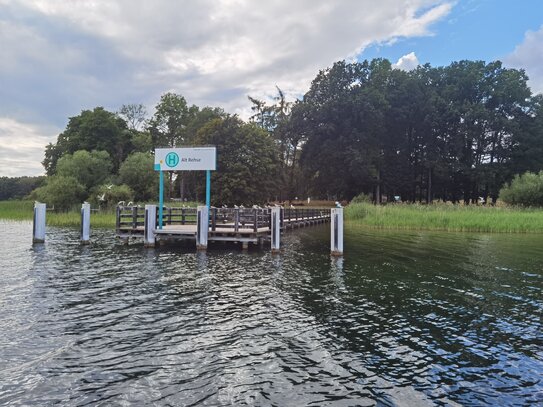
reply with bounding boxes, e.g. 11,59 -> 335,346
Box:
345,202 -> 543,233
2,200 -> 543,233
0,200 -> 116,228
0,200 -> 199,229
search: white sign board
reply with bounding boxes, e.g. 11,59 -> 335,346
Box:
154,147 -> 216,171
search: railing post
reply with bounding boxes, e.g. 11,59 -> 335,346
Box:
196,205 -> 209,250
212,207 -> 217,231
271,207 -> 281,253
234,208 -> 240,232
33,202 -> 46,243
167,207 -> 172,225
253,209 -> 258,232
132,206 -> 138,229
115,206 -> 121,232
144,204 -> 157,247
81,202 -> 91,244
331,207 -> 344,256
181,208 -> 186,225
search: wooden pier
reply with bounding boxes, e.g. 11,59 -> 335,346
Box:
116,205 -> 331,248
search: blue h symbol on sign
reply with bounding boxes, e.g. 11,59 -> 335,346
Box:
165,152 -> 179,167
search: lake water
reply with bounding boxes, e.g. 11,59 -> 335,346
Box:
0,220 -> 542,406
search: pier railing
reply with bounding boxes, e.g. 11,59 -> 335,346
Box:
116,206 -> 198,234
116,205 -> 331,236
209,207 -> 271,232
116,205 -> 145,232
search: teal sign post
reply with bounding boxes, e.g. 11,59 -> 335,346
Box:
154,147 -> 217,229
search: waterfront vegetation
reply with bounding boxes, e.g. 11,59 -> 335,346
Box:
345,202 -> 543,233
2,200 -> 543,233
0,200 -> 198,229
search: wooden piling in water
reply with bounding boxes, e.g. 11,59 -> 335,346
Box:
33,202 -> 46,243
144,205 -> 157,247
80,202 -> 91,244
271,207 -> 281,254
331,207 -> 344,256
196,206 -> 209,250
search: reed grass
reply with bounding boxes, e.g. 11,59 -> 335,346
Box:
345,202 -> 543,233
4,200 -> 542,233
0,200 -> 202,229
0,200 -> 35,220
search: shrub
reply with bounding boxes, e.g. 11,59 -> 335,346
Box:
34,175 -> 86,211
499,171 -> 543,207
56,150 -> 112,191
351,192 -> 373,204
118,152 -> 158,201
91,183 -> 134,207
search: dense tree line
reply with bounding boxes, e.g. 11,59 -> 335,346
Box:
277,59 -> 543,204
0,176 -> 44,200
9,58 -> 541,209
35,93 -> 279,209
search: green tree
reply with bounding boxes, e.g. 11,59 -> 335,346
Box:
297,59 -> 389,200
43,107 -> 130,174
173,106 -> 226,201
34,176 -> 86,211
195,116 -> 280,205
147,93 -> 199,199
118,152 -> 158,201
56,150 -> 112,192
117,103 -> 147,131
131,131 -> 153,153
499,171 -> 543,207
0,176 -> 45,200
148,93 -> 198,147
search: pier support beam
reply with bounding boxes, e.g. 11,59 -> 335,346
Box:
331,207 -> 344,256
196,205 -> 209,251
144,204 -> 157,247
80,202 -> 91,244
271,206 -> 281,254
33,202 -> 46,243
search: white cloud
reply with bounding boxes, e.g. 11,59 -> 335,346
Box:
0,118 -> 59,177
393,52 -> 420,71
1,0 -> 454,176
504,25 -> 543,95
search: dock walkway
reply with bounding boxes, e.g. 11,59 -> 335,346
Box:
116,206 -> 331,246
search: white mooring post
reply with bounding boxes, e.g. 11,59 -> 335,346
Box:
331,207 -> 344,256
33,202 -> 46,243
271,206 -> 281,253
80,202 -> 91,244
196,205 -> 209,251
144,204 -> 157,247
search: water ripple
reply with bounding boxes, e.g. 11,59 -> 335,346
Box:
0,221 -> 541,406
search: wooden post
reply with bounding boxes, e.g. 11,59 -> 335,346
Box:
115,206 -> 121,233
196,205 -> 209,251
331,207 -> 344,256
271,206 -> 281,254
132,206 -> 138,229
144,204 -> 157,247
234,208 -> 240,232
80,202 -> 91,244
211,207 -> 217,231
33,202 -> 46,243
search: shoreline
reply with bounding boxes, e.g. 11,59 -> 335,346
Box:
2,200 -> 543,233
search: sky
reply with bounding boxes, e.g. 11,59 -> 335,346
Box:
1,0 -> 542,177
